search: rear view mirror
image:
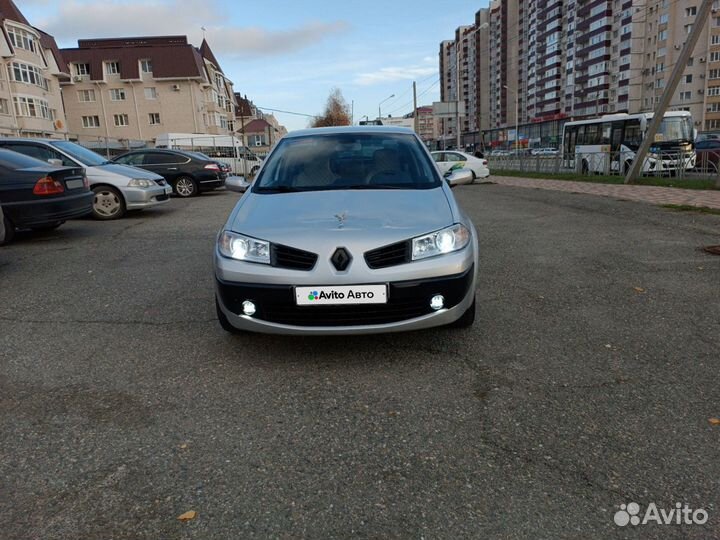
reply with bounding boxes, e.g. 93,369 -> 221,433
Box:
225,175 -> 250,193
47,158 -> 63,167
445,169 -> 473,188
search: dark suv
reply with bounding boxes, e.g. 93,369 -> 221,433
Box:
113,149 -> 227,197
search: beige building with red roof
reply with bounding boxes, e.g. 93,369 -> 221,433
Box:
60,36 -> 235,142
0,0 -> 69,137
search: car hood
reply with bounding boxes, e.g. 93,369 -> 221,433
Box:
94,163 -> 163,181
231,187 -> 453,249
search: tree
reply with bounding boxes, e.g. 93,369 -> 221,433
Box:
311,88 -> 351,128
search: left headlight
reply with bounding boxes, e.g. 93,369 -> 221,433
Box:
128,178 -> 155,188
218,231 -> 270,264
412,223 -> 471,261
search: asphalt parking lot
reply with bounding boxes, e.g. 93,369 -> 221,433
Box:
1,185 -> 719,539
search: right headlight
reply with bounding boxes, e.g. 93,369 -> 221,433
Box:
128,178 -> 154,188
218,231 -> 270,264
412,224 -> 470,261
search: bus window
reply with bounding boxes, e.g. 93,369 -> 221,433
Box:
577,125 -> 586,145
623,121 -> 641,150
601,123 -> 611,145
585,124 -> 600,145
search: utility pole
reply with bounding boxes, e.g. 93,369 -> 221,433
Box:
413,81 -> 418,134
625,0 -> 713,184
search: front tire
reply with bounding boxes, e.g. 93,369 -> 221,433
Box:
448,299 -> 476,329
216,297 -> 243,334
173,176 -> 198,198
92,186 -> 126,220
1,215 -> 15,245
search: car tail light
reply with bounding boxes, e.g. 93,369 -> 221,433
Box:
83,175 -> 89,189
482,160 -> 488,166
33,176 -> 65,196
204,163 -> 220,171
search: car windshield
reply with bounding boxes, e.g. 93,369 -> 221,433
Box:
656,116 -> 693,142
253,132 -> 441,193
50,141 -> 110,166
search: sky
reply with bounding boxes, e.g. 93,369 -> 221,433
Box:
22,0 -> 489,132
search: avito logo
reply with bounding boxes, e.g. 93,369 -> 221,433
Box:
307,289 -> 376,301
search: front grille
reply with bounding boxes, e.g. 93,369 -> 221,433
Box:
156,193 -> 169,201
365,241 -> 411,269
272,244 -> 318,271
216,266 -> 473,327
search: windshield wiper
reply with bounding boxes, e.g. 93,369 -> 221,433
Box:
342,184 -> 407,190
254,185 -> 306,193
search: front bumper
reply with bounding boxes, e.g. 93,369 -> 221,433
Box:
121,184 -> 171,210
215,265 -> 475,335
3,191 -> 93,227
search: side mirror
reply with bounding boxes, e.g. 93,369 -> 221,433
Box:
445,168 -> 473,188
47,158 -> 63,167
225,175 -> 249,193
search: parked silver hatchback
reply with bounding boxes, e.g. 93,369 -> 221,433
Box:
214,127 -> 478,335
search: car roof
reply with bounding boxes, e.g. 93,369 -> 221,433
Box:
285,126 -> 415,138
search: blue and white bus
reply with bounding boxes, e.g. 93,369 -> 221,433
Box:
561,111 -> 696,175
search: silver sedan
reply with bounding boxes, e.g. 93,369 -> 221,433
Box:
214,126 -> 478,335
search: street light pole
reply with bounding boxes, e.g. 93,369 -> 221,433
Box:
378,94 -> 395,122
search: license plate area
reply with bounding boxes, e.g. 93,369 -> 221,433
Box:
296,285 -> 387,306
65,179 -> 85,190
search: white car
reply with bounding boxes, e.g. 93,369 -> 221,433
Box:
431,151 -> 490,182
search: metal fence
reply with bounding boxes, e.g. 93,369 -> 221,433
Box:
487,150 -> 720,186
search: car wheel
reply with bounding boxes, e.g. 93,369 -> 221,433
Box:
0,215 -> 15,245
448,299 -> 476,329
92,186 -> 126,220
174,176 -> 198,197
216,297 -> 243,334
31,221 -> 64,231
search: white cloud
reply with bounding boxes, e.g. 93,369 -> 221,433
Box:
38,0 -> 348,58
353,65 -> 437,86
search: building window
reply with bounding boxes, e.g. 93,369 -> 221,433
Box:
685,24 -> 693,34
710,69 -> 720,79
140,59 -> 153,73
82,115 -> 100,128
113,114 -> 129,127
686,6 -> 697,16
708,86 -> 720,96
144,87 -> 157,100
13,96 -> 53,119
251,134 -> 266,146
109,88 -> 126,101
713,35 -> 720,45
712,51 -> 720,63
685,74 -> 693,83
106,62 -> 120,75
659,14 -> 669,24
679,91 -> 692,101
148,113 -> 160,125
7,26 -> 38,54
78,89 -> 96,102
75,63 -> 90,76
707,119 -> 720,129
0,98 -> 10,115
8,62 -> 49,90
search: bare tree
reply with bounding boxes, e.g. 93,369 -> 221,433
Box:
311,88 -> 352,128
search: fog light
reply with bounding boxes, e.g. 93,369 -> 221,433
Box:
430,295 -> 445,311
242,300 -> 256,316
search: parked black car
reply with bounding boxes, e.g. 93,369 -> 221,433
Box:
0,148 -> 93,245
112,149 -> 227,198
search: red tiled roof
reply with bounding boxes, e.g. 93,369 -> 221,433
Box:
199,39 -> 222,74
243,118 -> 271,134
60,36 -> 207,81
0,0 -> 30,26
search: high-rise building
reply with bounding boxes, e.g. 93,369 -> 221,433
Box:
440,0 -> 720,149
0,0 -> 68,137
61,36 -> 236,141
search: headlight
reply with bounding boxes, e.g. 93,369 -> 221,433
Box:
412,224 -> 470,261
128,178 -> 154,188
218,231 -> 270,264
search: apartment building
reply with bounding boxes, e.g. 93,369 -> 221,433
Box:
441,0 -> 720,148
0,0 -> 68,137
60,36 -> 236,142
